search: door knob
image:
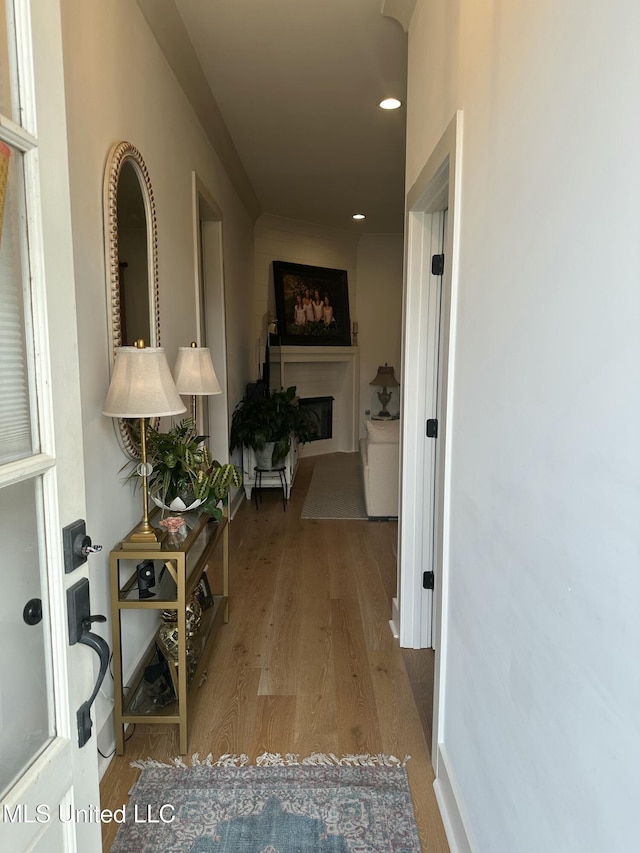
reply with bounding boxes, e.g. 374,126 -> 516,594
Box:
23,597 -> 43,626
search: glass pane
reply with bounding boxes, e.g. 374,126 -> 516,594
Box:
117,160 -> 150,347
0,0 -> 18,121
0,478 -> 54,798
0,140 -> 34,462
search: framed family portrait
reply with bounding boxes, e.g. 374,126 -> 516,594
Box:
273,260 -> 351,347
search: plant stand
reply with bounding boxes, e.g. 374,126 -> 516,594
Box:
254,467 -> 287,511
241,441 -> 298,501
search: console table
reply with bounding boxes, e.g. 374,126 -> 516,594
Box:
109,512 -> 228,754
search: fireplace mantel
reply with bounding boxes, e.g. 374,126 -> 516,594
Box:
269,346 -> 360,455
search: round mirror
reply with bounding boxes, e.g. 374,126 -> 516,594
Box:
104,141 -> 161,457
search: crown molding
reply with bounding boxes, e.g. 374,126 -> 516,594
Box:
136,0 -> 262,222
381,0 -> 417,33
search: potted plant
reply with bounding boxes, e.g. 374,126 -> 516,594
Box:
128,419 -> 242,520
229,386 -> 316,468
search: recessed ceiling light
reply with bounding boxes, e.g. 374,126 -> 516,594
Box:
352,213 -> 366,220
379,97 -> 402,110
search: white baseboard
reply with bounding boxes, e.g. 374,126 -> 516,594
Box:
97,715 -> 115,780
228,488 -> 245,519
389,597 -> 400,638
433,744 -> 475,853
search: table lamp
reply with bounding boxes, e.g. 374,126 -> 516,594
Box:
102,340 -> 186,549
370,363 -> 399,418
173,342 -> 221,425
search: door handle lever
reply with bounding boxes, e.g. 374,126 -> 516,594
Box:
76,628 -> 110,748
67,578 -> 111,747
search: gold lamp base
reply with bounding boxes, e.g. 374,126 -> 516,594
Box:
120,510 -> 166,550
120,527 -> 165,550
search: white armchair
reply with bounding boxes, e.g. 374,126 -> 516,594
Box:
359,418 -> 400,518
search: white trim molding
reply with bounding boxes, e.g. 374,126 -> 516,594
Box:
398,110 -> 463,653
381,0 -> 417,33
433,744 -> 477,853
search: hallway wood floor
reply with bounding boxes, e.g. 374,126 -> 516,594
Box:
100,456 -> 449,851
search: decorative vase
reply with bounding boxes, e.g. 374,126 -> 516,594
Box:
255,442 -> 276,469
157,610 -> 179,659
185,596 -> 202,636
157,600 -> 202,669
158,515 -> 187,545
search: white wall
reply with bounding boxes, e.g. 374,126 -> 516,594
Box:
60,0 -> 254,761
407,1 -> 640,850
356,234 -> 403,425
255,215 -> 403,436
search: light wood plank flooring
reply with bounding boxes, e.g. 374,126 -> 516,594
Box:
100,456 -> 449,852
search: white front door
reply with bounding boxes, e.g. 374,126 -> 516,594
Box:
0,1 -> 101,850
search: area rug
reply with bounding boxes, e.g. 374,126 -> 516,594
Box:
301,452 -> 367,520
110,752 -> 420,852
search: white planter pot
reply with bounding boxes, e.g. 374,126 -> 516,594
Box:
254,442 -> 276,470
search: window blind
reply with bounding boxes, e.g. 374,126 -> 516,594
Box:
0,139 -> 32,463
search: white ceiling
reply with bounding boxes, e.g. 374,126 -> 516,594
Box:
169,0 -> 409,234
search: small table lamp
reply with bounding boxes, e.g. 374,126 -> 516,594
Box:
370,363 -> 399,418
173,342 -> 222,425
102,340 -> 186,549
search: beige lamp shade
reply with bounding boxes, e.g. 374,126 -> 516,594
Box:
173,345 -> 222,396
370,363 -> 399,388
102,346 -> 186,418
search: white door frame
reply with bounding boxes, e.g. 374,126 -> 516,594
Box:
191,173 -> 230,467
0,1 -> 100,849
398,111 -> 463,765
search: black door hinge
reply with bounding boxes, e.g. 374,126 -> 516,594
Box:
423,571 -> 434,590
426,418 -> 438,438
431,254 -> 445,276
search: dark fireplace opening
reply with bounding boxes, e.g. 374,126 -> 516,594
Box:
299,396 -> 334,441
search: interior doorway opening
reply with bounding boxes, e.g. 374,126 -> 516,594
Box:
398,112 -> 463,776
192,174 -> 229,467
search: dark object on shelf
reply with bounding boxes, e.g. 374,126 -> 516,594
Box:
136,560 -> 156,599
142,645 -> 175,707
194,573 -> 214,610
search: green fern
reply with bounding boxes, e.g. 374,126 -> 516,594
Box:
124,418 -> 242,515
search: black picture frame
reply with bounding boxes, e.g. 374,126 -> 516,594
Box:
273,260 -> 351,347
194,572 -> 214,610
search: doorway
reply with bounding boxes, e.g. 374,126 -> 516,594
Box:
0,1 -> 101,848
192,174 -> 230,466
397,112 -> 463,771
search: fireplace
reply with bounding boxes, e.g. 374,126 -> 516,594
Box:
299,396 -> 334,441
269,345 -> 359,456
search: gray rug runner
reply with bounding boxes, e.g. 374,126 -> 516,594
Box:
112,753 -> 419,852
302,452 -> 367,519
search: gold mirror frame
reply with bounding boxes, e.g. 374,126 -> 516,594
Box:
104,141 -> 161,457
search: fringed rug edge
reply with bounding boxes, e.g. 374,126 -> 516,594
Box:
130,751 -> 411,770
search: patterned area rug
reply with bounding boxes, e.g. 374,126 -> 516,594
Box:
301,452 -> 367,520
111,753 -> 420,852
